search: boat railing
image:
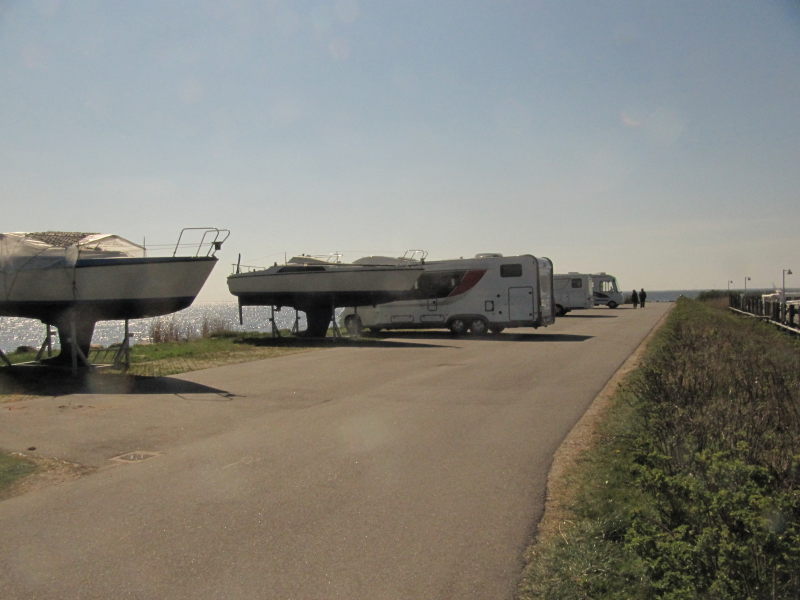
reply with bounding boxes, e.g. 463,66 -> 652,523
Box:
232,263 -> 269,274
172,228 -> 230,258
402,249 -> 428,263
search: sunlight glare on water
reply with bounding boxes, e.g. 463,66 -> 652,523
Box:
0,303 -> 326,353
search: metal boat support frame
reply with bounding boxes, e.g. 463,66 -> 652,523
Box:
0,323 -> 55,368
270,306 -> 282,338
34,324 -> 55,361
89,319 -> 132,371
68,315 -> 91,374
237,301 -> 343,339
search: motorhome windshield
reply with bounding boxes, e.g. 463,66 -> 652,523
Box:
597,278 -> 618,293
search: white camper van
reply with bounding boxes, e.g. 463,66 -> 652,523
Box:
553,273 -> 595,316
591,272 -> 624,308
341,253 -> 555,335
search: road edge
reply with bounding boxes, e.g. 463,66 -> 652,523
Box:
530,304 -> 674,547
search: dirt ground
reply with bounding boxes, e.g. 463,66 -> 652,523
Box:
0,453 -> 93,500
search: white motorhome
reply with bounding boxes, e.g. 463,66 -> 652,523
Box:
591,272 -> 624,308
553,273 -> 595,316
341,253 -> 555,335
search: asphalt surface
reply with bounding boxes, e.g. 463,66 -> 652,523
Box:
0,303 -> 671,599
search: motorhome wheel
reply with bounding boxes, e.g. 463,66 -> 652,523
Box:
607,301 -> 618,309
448,318 -> 468,335
470,318 -> 488,336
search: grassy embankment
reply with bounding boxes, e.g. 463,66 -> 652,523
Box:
519,296 -> 800,599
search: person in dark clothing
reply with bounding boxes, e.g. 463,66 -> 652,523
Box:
639,288 -> 647,308
631,289 -> 639,308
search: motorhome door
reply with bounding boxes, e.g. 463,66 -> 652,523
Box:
509,286 -> 535,322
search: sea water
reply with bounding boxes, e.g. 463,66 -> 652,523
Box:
0,303 -> 310,353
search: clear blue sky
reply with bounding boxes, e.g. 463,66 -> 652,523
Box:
2,0 -> 798,300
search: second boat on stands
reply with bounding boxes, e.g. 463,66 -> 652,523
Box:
227,253 -> 424,336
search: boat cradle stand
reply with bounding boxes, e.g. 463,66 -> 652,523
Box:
89,319 -> 132,372
238,300 -> 343,339
238,302 -> 301,339
35,324 -> 56,362
0,324 -> 56,368
268,305 -> 342,338
47,318 -> 130,375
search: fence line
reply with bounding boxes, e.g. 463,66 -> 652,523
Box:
728,293 -> 800,334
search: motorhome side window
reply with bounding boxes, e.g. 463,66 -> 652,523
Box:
571,278 -> 582,288
500,264 -> 522,277
414,271 -> 466,297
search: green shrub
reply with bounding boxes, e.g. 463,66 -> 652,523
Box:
695,290 -> 729,302
620,300 -> 800,597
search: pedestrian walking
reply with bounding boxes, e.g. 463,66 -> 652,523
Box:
631,289 -> 639,308
639,288 -> 647,308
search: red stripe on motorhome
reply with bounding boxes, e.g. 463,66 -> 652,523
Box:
447,269 -> 487,297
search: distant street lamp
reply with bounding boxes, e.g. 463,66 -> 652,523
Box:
744,276 -> 751,292
783,268 -> 793,301
727,280 -> 734,291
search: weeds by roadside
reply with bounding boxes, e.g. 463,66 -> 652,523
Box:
148,315 -> 233,343
123,333 -> 312,377
0,453 -> 36,498
519,297 -> 800,599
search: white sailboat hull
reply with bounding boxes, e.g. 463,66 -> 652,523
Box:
0,257 -> 217,322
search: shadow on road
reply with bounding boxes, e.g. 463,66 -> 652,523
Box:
497,333 -> 593,342
365,331 -> 593,343
0,366 -> 232,397
237,335 -> 453,349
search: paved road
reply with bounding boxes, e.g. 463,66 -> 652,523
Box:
0,303 -> 670,599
